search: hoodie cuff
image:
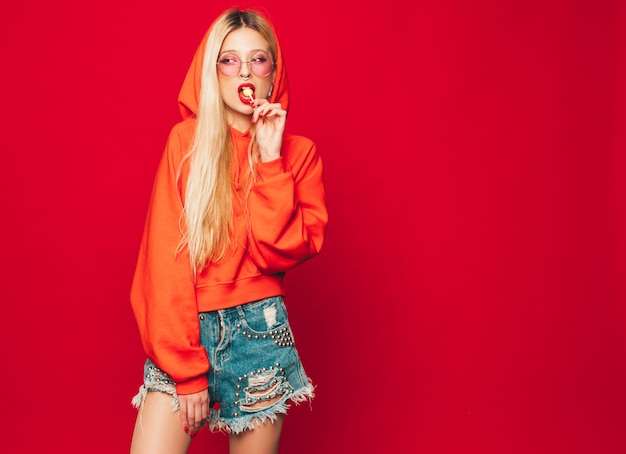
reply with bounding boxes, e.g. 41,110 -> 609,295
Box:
256,157 -> 288,181
175,375 -> 209,395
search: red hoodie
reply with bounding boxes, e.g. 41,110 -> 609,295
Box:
130,23 -> 328,395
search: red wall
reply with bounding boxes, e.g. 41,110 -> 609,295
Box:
1,1 -> 625,452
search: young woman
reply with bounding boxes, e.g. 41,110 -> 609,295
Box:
129,8 -> 327,454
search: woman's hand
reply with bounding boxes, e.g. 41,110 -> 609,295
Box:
178,388 -> 209,437
252,99 -> 287,162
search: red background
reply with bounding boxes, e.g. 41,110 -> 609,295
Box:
1,1 -> 625,452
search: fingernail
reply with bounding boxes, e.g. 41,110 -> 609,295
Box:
184,425 -> 189,433
190,430 -> 196,437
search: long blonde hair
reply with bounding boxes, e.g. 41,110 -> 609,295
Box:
180,9 -> 278,271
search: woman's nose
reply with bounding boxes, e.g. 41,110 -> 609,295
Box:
239,61 -> 252,79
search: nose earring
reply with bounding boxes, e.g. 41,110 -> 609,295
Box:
241,75 -> 250,81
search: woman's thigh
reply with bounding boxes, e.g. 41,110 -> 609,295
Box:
229,414 -> 284,454
130,391 -> 192,454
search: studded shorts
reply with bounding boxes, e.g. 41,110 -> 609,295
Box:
132,296 -> 314,434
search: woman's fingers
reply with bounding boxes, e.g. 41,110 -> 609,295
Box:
193,399 -> 204,433
178,390 -> 209,436
251,99 -> 286,161
252,102 -> 286,124
178,397 -> 190,434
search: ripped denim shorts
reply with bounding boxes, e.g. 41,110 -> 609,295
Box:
132,296 -> 314,434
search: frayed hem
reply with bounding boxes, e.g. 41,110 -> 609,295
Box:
131,385 -> 180,412
131,385 -> 182,436
290,380 -> 315,405
210,381 -> 315,435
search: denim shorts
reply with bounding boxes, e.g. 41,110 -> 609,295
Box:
132,296 -> 314,434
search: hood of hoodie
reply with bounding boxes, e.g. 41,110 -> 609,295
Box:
177,20 -> 290,120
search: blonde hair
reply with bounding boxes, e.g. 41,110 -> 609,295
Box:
180,9 -> 278,271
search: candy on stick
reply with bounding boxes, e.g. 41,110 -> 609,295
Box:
242,87 -> 254,104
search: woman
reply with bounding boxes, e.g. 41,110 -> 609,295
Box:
129,8 -> 327,454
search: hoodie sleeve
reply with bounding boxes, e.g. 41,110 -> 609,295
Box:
130,122 -> 209,395
246,135 -> 328,274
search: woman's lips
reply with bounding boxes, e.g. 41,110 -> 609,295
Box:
238,83 -> 255,106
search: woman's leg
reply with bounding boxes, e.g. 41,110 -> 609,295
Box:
130,391 -> 192,454
229,415 -> 285,454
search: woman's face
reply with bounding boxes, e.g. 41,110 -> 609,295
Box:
217,27 -> 275,130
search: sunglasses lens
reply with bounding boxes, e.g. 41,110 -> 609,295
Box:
250,53 -> 273,77
217,55 -> 240,76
